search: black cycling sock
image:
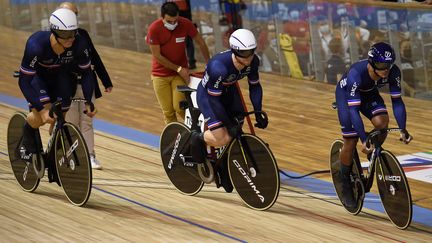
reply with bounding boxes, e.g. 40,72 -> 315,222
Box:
190,131 -> 206,163
218,159 -> 233,193
22,122 -> 37,153
340,163 -> 352,181
339,162 -> 356,207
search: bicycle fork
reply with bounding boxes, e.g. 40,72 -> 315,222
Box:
376,151 -> 399,196
364,148 -> 380,193
57,129 -> 80,171
233,136 -> 265,203
236,136 -> 259,177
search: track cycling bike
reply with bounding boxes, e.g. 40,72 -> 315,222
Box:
330,128 -> 412,229
160,83 -> 280,210
7,99 -> 92,206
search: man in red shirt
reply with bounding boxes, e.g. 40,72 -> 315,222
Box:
168,0 -> 197,69
147,2 -> 210,124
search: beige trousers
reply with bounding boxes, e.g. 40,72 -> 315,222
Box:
66,84 -> 96,156
152,75 -> 186,124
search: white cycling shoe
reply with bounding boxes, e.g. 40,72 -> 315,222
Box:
90,155 -> 102,170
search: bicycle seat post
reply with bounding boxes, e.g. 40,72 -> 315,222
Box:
177,85 -> 200,132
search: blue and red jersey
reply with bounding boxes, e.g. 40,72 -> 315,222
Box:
197,50 -> 262,130
335,60 -> 406,142
18,31 -> 93,111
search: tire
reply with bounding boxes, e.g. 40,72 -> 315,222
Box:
54,122 -> 92,206
329,139 -> 364,215
7,112 -> 40,192
160,122 -> 203,196
228,134 -> 280,211
376,150 -> 412,229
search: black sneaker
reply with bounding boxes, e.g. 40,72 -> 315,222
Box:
339,163 -> 357,208
341,181 -> 357,208
218,159 -> 233,193
340,170 -> 356,208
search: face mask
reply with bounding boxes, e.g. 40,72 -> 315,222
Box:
290,11 -> 299,21
163,21 -> 178,31
320,24 -> 330,34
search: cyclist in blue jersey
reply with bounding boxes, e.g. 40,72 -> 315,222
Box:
191,28 -> 268,192
335,42 -> 413,208
18,8 -> 96,161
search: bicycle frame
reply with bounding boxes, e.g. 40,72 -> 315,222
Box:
165,84 -> 279,209
354,146 -> 380,193
353,128 -> 402,193
177,85 -> 264,176
40,100 -> 85,168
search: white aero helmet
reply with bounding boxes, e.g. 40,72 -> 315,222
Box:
49,8 -> 78,39
229,28 -> 257,58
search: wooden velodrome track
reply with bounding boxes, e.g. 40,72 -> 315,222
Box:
0,26 -> 431,241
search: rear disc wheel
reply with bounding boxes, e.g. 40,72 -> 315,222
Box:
7,112 -> 40,192
329,139 -> 364,215
160,122 -> 204,196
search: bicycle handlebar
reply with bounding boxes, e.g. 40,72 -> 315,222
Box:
233,111 -> 268,126
49,98 -> 92,118
241,110 -> 268,119
49,100 -> 63,119
13,70 -> 95,115
365,128 -> 402,147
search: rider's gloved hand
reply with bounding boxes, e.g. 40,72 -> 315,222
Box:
85,101 -> 98,118
400,129 -> 413,144
254,112 -> 268,129
40,107 -> 55,124
227,124 -> 242,139
361,141 -> 374,155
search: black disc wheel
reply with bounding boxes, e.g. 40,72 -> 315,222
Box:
160,122 -> 203,195
376,150 -> 412,229
54,122 -> 92,206
228,134 -> 280,211
329,139 -> 364,215
7,112 -> 40,192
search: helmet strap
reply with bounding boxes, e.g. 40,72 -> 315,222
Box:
50,33 -> 66,55
368,60 -> 380,78
373,68 -> 380,77
234,54 -> 249,67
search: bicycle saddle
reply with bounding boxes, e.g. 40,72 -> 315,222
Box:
176,85 -> 196,93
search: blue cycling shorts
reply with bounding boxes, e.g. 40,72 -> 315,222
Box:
29,71 -> 75,112
197,84 -> 245,131
336,88 -> 388,139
